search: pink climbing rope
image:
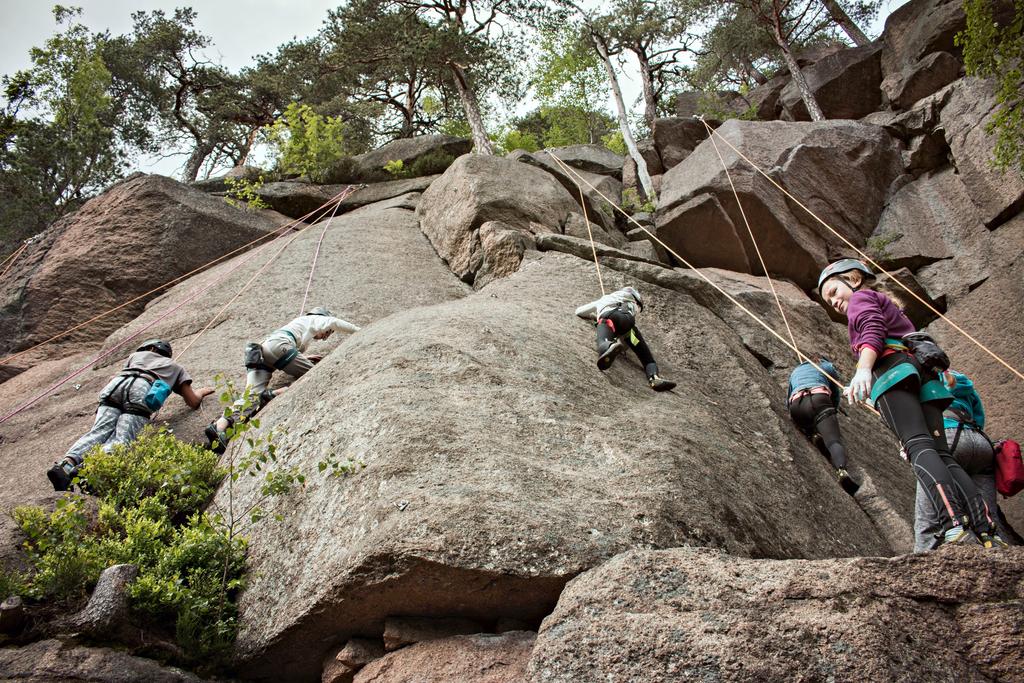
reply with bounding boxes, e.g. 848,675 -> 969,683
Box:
299,185 -> 355,316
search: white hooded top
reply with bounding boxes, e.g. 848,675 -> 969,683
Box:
268,314 -> 360,351
574,287 -> 642,321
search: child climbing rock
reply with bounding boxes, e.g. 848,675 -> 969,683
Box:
205,307 -> 359,452
787,357 -> 860,495
818,258 -> 1005,548
575,286 -> 676,391
48,339 -> 214,491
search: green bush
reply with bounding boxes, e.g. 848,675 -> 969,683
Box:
223,176 -> 270,211
406,150 -> 456,177
10,429 -> 244,665
266,103 -> 351,183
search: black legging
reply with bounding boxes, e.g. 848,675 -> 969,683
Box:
874,367 -> 995,536
596,308 -> 658,378
789,393 -> 847,470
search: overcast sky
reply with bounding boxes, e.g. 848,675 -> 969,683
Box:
1,0 -> 908,177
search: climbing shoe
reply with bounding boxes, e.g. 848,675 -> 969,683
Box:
596,340 -> 625,371
46,459 -> 76,492
258,388 -> 276,408
204,424 -> 228,455
648,375 -> 677,392
940,526 -> 982,548
836,468 -> 861,496
980,532 -> 1009,549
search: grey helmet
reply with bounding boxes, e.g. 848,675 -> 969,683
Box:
624,286 -> 643,311
137,339 -> 173,358
306,306 -> 333,317
817,259 -> 873,295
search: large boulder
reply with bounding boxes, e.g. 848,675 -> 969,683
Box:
880,51 -> 961,111
526,547 -> 1024,682
656,119 -> 903,289
509,150 -> 622,235
354,632 -> 535,683
218,252 -> 912,680
927,213 -> 1024,439
0,173 -> 289,363
416,154 -> 590,285
940,78 -> 1024,228
746,74 -> 790,121
0,200 -> 469,517
257,177 -> 437,219
352,135 -> 471,179
870,167 -> 993,303
779,43 -> 883,121
652,117 -> 716,170
542,144 -> 624,179
0,638 -> 207,682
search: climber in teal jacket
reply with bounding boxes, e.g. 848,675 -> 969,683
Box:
912,370 -> 1019,549
787,358 -> 859,495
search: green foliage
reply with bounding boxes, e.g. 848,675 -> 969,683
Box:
10,430 -> 243,665
535,25 -> 608,112
223,176 -> 269,211
499,128 -> 541,153
957,0 -> 1024,174
622,187 -> 656,214
407,150 -> 457,177
601,131 -> 627,155
0,566 -> 27,598
383,159 -> 405,176
267,102 -> 351,183
865,230 -> 903,260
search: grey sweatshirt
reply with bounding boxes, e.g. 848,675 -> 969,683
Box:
575,287 -> 642,321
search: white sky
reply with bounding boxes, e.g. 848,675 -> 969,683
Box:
1,0 -> 909,178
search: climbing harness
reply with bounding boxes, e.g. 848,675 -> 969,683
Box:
0,188 -> 354,368
697,117 -> 1024,384
0,186 -> 359,425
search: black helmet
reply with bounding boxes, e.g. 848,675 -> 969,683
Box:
817,259 -> 873,296
306,306 -> 332,317
137,339 -> 173,358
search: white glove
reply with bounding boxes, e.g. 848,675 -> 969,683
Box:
845,367 -> 874,405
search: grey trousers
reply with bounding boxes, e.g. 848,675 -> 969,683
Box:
63,376 -> 150,465
914,428 -> 1005,550
239,335 -> 313,403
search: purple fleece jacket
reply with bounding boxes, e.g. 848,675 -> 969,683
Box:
846,289 -> 915,356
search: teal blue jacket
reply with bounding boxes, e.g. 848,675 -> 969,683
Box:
945,371 -> 985,430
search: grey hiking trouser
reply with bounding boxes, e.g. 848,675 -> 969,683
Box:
64,376 -> 151,465
914,428 -> 1006,551
241,335 -> 314,399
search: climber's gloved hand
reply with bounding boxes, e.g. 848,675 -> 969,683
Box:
845,367 -> 873,405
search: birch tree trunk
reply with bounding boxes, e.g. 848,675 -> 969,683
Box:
821,0 -> 870,46
592,34 -> 655,199
449,62 -> 493,155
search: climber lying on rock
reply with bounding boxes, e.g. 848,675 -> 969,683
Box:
48,339 -> 214,491
575,286 -> 676,392
205,306 -> 360,453
787,357 -> 860,496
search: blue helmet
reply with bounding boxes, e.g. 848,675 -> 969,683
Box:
817,259 -> 873,295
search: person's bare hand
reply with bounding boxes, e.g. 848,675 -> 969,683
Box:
308,354 -> 324,364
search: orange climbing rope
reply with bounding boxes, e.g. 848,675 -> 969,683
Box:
552,154 -> 606,296
697,117 -> 1024,384
699,117 -> 805,365
0,189 -> 352,368
0,241 -> 29,281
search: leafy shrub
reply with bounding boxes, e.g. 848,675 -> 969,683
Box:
266,102 -> 350,183
223,176 -> 269,211
322,156 -> 368,184
10,430 -> 244,665
499,129 -> 541,154
622,187 -> 656,214
383,159 -> 406,177
601,131 -> 627,156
